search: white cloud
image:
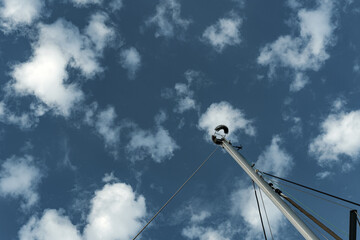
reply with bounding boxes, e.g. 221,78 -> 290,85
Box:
0,101 -> 39,129
309,110 -> 360,167
316,171 -> 332,179
19,209 -> 82,240
0,0 -> 43,31
202,15 -> 242,52
102,172 -> 119,183
174,83 -> 196,113
11,18 -> 105,117
84,183 -> 146,240
289,72 -> 309,92
109,0 -> 123,11
332,97 -> 346,112
190,211 -> 211,223
146,0 -> 191,38
85,12 -> 115,53
71,0 -> 103,7
283,113 -> 302,137
198,101 -> 255,141
19,182 -> 146,240
95,106 -> 121,150
258,0 -> 335,88
182,225 -> 231,240
230,185 -> 287,240
126,125 -> 179,163
120,47 -> 141,79
162,70 -> 201,114
256,135 -> 293,177
0,155 -> 42,209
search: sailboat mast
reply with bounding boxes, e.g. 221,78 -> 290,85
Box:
212,125 -> 319,240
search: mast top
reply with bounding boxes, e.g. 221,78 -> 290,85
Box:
212,125 -> 228,145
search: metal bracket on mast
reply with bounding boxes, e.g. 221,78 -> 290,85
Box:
212,125 -> 319,240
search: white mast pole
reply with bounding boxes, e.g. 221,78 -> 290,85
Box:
213,126 -> 319,240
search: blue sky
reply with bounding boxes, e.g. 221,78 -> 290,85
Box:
0,0 -> 360,239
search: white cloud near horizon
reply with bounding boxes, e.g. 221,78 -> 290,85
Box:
309,109 -> 360,168
146,0 -> 191,38
19,182 -> 146,240
120,47 -> 141,79
256,135 -> 293,177
202,14 -> 242,52
0,155 -> 42,209
0,0 -> 43,31
198,101 -> 255,141
258,0 -> 335,91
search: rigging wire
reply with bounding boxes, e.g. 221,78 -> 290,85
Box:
290,203 -> 330,240
132,146 -> 220,240
270,180 -> 348,238
258,186 -> 274,240
252,181 -> 268,240
261,171 -> 360,207
355,211 -> 360,227
263,176 -> 352,210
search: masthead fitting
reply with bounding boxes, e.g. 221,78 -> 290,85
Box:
212,125 -> 229,145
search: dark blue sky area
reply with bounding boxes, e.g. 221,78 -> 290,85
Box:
0,0 -> 360,239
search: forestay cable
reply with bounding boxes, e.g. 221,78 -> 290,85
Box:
132,146 -> 220,240
258,186 -> 274,240
252,181 -> 268,240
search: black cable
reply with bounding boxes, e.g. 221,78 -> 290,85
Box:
252,181 -> 268,240
132,146 -> 219,240
258,186 -> 274,240
261,172 -> 360,207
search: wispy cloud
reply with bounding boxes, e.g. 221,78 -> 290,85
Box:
258,0 -> 335,91
0,0 -> 44,32
256,135 -> 294,176
71,0 -> 103,7
146,0 -> 191,38
162,70 -> 201,114
126,112 -> 179,162
120,47 -> 142,79
84,104 -> 122,157
85,12 -> 115,53
202,13 -> 242,52
0,155 -> 42,209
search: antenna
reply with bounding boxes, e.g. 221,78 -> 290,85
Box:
212,125 -> 319,240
